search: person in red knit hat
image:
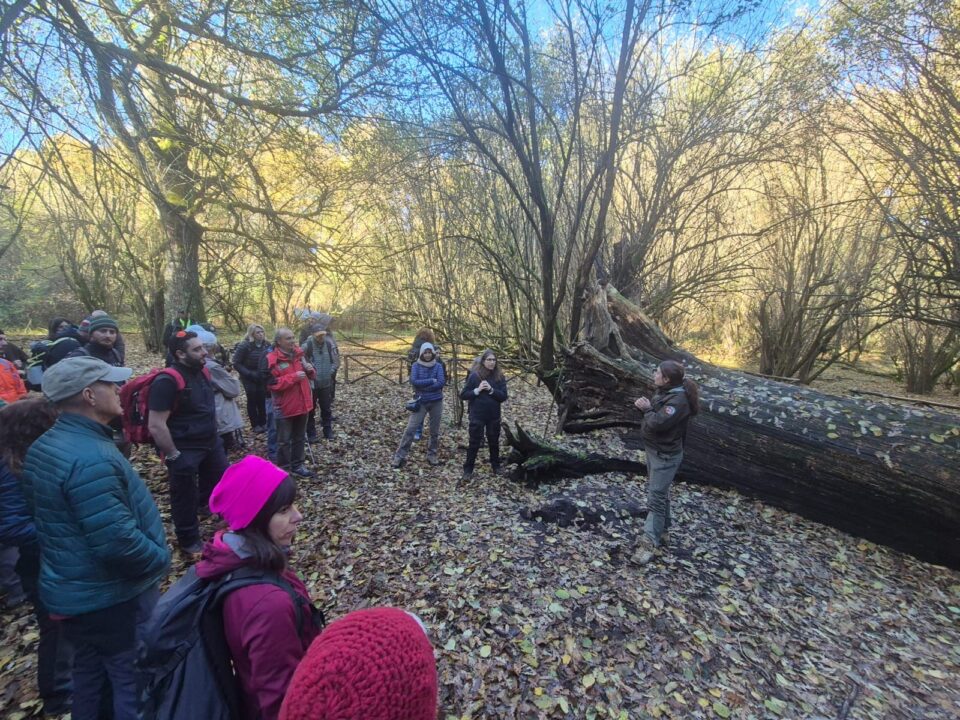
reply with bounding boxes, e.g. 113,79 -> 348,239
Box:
196,455 -> 324,720
279,606 -> 438,720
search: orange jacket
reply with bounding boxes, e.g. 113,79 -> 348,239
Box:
0,358 -> 26,404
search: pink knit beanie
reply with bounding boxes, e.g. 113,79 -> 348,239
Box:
279,607 -> 438,720
209,455 -> 288,530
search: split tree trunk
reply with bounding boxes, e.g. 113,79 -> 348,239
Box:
512,283 -> 960,569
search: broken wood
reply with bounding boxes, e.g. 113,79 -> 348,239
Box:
509,283 -> 960,569
503,423 -> 646,481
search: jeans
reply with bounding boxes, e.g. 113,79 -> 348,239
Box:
644,448 -> 683,546
276,413 -> 308,470
306,385 -> 334,439
242,379 -> 268,428
61,586 -> 159,720
265,396 -> 278,458
464,416 -> 501,471
166,439 -> 228,546
395,399 -> 443,461
17,542 -> 73,713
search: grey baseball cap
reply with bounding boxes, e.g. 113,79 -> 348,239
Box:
42,356 -> 132,403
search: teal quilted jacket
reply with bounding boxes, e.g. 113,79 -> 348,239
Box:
21,413 -> 170,615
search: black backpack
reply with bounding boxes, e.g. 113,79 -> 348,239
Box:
137,565 -> 323,720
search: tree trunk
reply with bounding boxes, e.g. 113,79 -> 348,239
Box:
503,423 -> 646,481
509,283 -> 960,569
162,205 -> 206,323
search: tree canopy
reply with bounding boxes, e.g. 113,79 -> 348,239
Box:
1,0 -> 957,390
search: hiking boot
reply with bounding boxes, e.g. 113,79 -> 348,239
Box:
390,456 -> 405,469
306,435 -> 320,444
179,540 -> 203,556
427,455 -> 440,466
629,536 -> 657,566
461,469 -> 474,481
292,466 -> 315,478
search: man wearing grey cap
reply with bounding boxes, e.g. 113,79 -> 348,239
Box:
21,356 -> 170,720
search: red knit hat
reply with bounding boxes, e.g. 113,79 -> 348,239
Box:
279,607 -> 438,720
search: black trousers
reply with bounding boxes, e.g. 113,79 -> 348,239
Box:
306,385 -> 334,439
242,379 -> 268,428
167,439 -> 228,546
16,542 -> 74,713
464,416 -> 501,471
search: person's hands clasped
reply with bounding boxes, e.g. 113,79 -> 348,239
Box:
295,370 -> 307,380
478,380 -> 492,393
634,397 -> 651,411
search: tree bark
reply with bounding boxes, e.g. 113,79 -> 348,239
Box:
510,283 -> 960,569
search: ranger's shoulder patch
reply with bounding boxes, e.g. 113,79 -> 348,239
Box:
664,405 -> 676,416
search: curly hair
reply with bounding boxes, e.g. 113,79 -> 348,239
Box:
413,328 -> 436,345
0,399 -> 59,473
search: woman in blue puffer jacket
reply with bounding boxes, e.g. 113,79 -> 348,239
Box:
392,343 -> 445,468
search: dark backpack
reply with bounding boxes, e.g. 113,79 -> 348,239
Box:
137,565 -> 322,720
25,338 -> 71,390
119,366 -> 211,444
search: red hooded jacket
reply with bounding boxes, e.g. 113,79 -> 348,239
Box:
264,346 -> 314,418
195,532 -> 321,720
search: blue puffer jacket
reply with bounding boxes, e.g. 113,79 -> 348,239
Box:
21,413 -> 170,615
410,358 -> 446,403
0,457 -> 35,547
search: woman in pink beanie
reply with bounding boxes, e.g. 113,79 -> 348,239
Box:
195,455 -> 324,720
280,607 -> 438,720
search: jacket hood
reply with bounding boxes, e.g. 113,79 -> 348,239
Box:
419,342 -> 436,359
195,531 -> 252,580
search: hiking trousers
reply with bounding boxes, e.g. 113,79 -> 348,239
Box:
464,416 -> 501,471
167,440 -> 228,547
61,585 -> 159,720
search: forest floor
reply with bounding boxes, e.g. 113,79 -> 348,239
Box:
0,335 -> 958,719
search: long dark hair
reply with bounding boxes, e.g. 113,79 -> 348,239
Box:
236,475 -> 298,572
473,349 -> 505,383
0,399 -> 59,473
47,317 -> 71,340
659,360 -> 700,416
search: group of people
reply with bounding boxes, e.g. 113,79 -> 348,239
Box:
0,320 -> 439,719
0,308 -> 701,718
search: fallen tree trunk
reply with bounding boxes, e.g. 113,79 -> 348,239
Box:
512,284 -> 960,569
503,423 -> 646,481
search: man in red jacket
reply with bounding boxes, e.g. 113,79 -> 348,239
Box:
261,328 -> 315,478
